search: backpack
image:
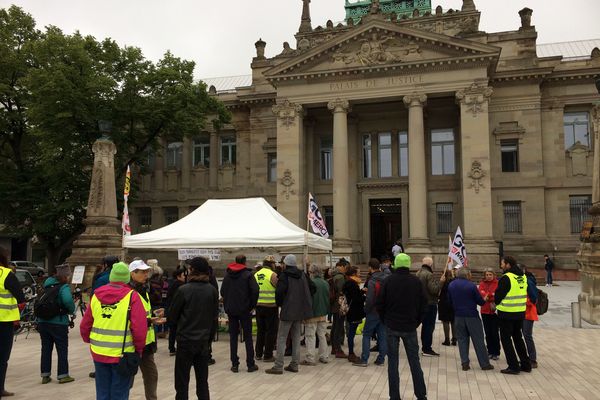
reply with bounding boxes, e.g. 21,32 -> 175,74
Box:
536,289 -> 549,315
34,284 -> 65,319
338,295 -> 350,316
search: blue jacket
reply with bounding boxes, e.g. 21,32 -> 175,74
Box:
37,277 -> 76,325
448,277 -> 484,318
91,270 -> 110,295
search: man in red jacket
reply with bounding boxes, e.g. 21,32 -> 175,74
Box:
80,262 -> 147,400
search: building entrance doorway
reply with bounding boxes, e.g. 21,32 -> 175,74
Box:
369,199 -> 402,260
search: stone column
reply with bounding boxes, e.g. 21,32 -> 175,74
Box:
273,100 -> 305,226
181,136 -> 191,190
209,131 -> 219,189
403,93 -> 430,250
154,138 -> 165,191
328,99 -> 351,241
304,117 -> 316,193
456,83 -> 497,264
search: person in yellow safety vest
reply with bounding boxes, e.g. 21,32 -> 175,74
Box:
80,262 -> 147,400
0,247 -> 26,398
494,255 -> 532,375
254,256 -> 279,362
128,259 -> 162,400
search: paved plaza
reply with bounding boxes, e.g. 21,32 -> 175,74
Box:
5,281 -> 600,400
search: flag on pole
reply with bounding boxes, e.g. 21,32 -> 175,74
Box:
446,235 -> 453,270
122,165 -> 131,237
448,226 -> 468,267
307,192 -> 329,238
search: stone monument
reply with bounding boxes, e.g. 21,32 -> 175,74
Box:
67,129 -> 122,288
577,103 -> 600,324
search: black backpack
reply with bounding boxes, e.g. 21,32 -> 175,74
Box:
34,284 -> 65,319
536,289 -> 549,316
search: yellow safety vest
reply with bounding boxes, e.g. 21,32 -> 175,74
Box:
255,268 -> 276,305
139,292 -> 156,345
90,290 -> 135,356
0,266 -> 20,322
496,272 -> 528,313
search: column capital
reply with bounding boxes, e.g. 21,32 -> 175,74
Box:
403,92 -> 427,108
456,83 -> 493,117
327,98 -> 351,113
272,99 -> 304,129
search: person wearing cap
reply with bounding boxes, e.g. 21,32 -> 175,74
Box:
415,256 -> 442,357
380,255 -> 392,279
220,255 -> 260,373
128,259 -> 160,400
265,254 -> 313,375
80,262 -> 147,400
168,256 -> 219,400
301,264 -> 330,366
254,256 -> 279,362
37,264 -> 76,384
0,247 -> 26,398
375,253 -> 427,400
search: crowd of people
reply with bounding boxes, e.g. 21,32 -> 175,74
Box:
0,244 -> 544,400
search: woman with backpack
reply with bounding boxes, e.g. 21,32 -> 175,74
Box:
37,264 -> 76,384
521,265 -> 539,369
342,265 -> 365,364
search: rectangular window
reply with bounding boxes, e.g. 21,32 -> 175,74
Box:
363,135 -> 372,178
503,201 -> 522,234
164,207 -> 179,226
570,195 -> 592,233
431,129 -> 455,175
378,132 -> 392,178
436,203 -> 453,234
564,112 -> 590,149
323,206 -> 334,236
399,131 -> 408,177
137,207 -> 152,232
320,136 -> 333,180
501,140 -> 519,172
268,153 -> 277,182
220,136 -> 236,165
193,135 -> 210,167
166,142 -> 183,170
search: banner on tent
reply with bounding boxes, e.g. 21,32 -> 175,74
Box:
178,249 -> 221,261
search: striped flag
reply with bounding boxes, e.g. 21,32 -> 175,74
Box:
122,165 -> 131,237
307,192 -> 329,238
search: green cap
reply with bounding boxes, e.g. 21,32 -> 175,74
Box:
393,253 -> 411,269
109,262 -> 131,284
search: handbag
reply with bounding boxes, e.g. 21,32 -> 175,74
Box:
117,291 -> 141,377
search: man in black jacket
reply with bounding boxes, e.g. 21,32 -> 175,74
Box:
168,257 -> 219,400
375,253 -> 427,400
220,255 -> 260,373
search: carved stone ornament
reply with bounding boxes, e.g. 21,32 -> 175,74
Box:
280,169 -> 296,200
467,160 -> 486,194
331,32 -> 422,67
456,83 -> 493,117
327,98 -> 350,113
272,100 -> 303,129
403,93 -> 427,107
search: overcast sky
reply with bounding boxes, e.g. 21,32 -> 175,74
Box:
3,0 -> 599,79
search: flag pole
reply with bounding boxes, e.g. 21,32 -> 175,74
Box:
304,193 -> 310,272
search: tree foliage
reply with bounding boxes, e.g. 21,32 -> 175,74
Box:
0,6 -> 230,266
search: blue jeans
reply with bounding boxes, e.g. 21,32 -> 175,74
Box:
346,321 -> 361,355
94,361 -> 133,400
386,328 -> 427,400
421,304 -> 437,352
361,313 -> 387,363
38,322 -> 70,378
546,270 -> 553,285
454,316 -> 491,368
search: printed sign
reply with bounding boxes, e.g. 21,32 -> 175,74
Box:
177,249 -> 221,261
71,265 -> 86,285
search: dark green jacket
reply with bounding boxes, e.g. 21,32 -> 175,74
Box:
310,276 -> 330,318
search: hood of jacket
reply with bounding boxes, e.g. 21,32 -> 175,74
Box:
507,264 -> 524,276
283,265 -> 302,279
227,262 -> 248,275
93,282 -> 136,304
43,276 -> 60,288
420,264 -> 433,273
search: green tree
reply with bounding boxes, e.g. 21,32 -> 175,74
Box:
0,6 -> 229,268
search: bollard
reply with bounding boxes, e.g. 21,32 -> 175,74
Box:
572,302 -> 582,328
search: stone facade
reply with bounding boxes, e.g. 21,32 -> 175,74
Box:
130,1 -> 600,271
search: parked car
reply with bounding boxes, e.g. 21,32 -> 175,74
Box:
10,261 -> 46,277
14,268 -> 38,298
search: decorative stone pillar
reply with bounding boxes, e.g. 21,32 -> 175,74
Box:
328,99 -> 351,241
181,136 -> 192,190
154,138 -> 165,191
456,83 -> 497,263
304,117 -> 316,193
273,100 -> 305,226
209,131 -> 218,189
403,93 -> 430,251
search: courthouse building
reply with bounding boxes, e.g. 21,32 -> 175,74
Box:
132,0 -> 600,271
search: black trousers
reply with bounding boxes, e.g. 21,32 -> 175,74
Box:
498,317 -> 531,371
168,323 -> 177,353
0,322 -> 14,393
228,314 -> 255,368
255,306 -> 278,359
175,341 -> 209,400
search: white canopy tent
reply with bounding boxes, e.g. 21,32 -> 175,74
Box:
123,197 -> 332,251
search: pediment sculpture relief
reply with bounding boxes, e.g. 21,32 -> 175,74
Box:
331,33 -> 422,67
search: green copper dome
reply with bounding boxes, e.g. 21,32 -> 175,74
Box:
345,0 -> 432,24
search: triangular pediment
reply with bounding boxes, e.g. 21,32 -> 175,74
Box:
265,19 -> 500,80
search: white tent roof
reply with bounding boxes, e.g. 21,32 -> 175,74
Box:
123,197 -> 332,251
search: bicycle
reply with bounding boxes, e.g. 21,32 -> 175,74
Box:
14,295 -> 38,339
72,286 -> 89,317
